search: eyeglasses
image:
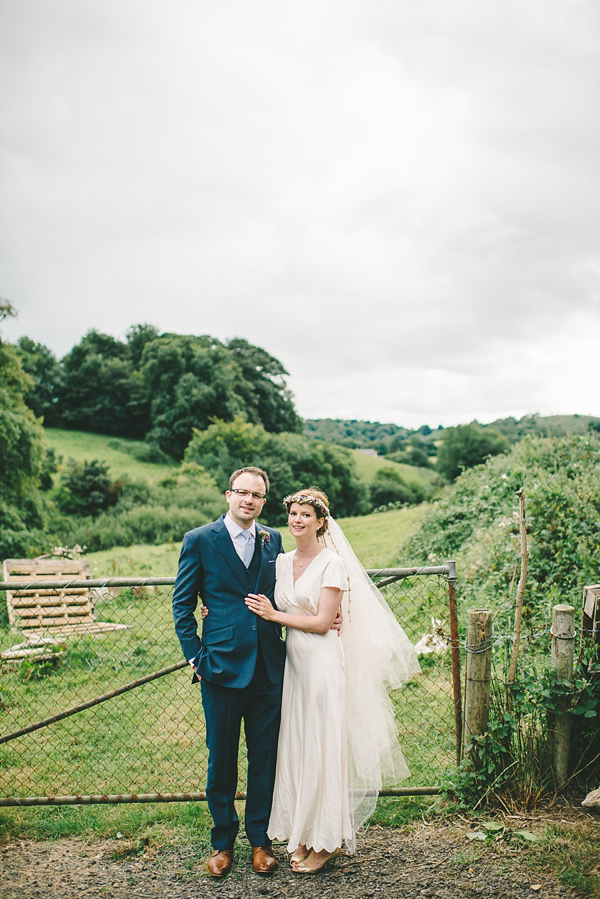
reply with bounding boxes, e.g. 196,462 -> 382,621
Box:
230,488 -> 266,501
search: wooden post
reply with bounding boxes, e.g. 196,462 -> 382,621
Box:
464,609 -> 493,753
551,604 -> 575,788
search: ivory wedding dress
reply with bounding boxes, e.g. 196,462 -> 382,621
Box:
267,522 -> 420,854
267,547 -> 352,853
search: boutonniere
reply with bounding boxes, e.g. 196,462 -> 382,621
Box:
258,529 -> 270,545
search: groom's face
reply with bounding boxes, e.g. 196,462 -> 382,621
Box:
226,472 -> 267,528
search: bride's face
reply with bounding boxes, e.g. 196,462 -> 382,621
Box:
288,502 -> 324,541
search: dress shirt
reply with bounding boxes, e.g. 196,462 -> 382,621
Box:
224,513 -> 256,566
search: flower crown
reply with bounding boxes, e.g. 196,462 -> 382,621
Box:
283,492 -> 330,517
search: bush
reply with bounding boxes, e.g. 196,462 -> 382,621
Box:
56,459 -> 121,517
369,468 -> 425,508
437,423 -> 509,481
405,434 -> 600,631
61,469 -> 224,550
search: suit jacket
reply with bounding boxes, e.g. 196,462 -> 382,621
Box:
172,514 -> 286,688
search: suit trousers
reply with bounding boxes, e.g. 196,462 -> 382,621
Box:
200,649 -> 283,849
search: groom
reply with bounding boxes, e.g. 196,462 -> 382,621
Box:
172,466 -> 285,877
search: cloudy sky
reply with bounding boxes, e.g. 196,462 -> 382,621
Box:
1,0 -> 599,429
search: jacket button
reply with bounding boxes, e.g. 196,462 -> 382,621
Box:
252,625 -> 257,631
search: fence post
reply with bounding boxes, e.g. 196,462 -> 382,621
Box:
551,604 -> 575,788
463,609 -> 493,753
446,560 -> 463,763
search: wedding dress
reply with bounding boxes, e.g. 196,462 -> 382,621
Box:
267,520 -> 421,854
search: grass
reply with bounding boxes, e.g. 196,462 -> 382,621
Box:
43,428 -> 175,485
83,506 -> 427,576
0,800 -> 213,847
350,448 -> 437,488
443,816 -> 600,898
527,821 -> 600,896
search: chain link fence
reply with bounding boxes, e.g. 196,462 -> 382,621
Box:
0,566 -> 461,805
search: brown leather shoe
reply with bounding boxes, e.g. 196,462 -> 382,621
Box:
207,848 -> 233,877
252,845 -> 277,874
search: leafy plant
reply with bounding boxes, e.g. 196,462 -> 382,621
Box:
444,652 -> 600,809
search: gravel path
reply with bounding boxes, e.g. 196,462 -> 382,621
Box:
1,810 -> 595,899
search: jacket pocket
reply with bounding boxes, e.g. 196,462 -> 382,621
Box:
202,625 -> 234,646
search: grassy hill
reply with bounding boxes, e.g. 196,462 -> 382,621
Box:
43,428 -> 436,493
350,448 -> 437,489
43,429 -> 176,485
40,427 -> 431,567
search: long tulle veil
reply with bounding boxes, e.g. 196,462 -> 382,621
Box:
323,517 -> 421,849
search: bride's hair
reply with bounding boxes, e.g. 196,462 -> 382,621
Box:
283,486 -> 330,537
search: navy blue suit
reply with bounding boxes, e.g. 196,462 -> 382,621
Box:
172,514 -> 285,848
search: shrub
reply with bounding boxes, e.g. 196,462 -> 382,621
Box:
56,459 -> 121,517
61,470 -> 224,550
437,423 -> 509,481
404,434 -> 600,630
369,468 -> 425,508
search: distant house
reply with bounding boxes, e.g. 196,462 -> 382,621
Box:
356,448 -> 378,457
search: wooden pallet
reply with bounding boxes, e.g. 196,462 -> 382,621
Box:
2,557 -> 129,640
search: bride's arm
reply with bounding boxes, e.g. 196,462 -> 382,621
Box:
245,588 -> 342,635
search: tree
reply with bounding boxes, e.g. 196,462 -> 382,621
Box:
15,337 -> 63,425
185,419 -> 370,523
126,322 -> 160,367
0,329 -> 47,556
226,338 -> 302,434
0,297 -> 17,321
56,458 -> 121,517
141,334 -> 247,458
436,423 -> 509,481
369,467 -> 425,508
59,329 -> 148,437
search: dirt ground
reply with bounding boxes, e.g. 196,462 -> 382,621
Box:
1,807 -> 597,899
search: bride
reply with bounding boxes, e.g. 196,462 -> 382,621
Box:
245,487 -> 420,873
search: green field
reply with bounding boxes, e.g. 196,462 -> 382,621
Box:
350,448 -> 436,488
43,429 -> 175,485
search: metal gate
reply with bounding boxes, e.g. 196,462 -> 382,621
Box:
0,565 -> 460,806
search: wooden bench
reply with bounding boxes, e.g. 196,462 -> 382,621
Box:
1,558 -> 129,658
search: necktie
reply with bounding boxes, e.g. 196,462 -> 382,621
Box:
240,530 -> 254,567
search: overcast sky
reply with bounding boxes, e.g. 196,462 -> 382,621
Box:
1,1 -> 599,429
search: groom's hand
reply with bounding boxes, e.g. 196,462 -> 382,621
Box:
331,607 -> 343,636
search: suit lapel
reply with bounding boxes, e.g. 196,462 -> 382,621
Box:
212,517 -> 249,591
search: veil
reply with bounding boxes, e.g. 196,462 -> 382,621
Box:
323,517 -> 421,848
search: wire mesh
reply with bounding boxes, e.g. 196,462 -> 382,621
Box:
0,571 -> 459,803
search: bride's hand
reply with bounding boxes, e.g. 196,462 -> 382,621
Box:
200,604 -> 208,620
245,593 -> 275,620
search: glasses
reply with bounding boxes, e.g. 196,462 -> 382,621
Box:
230,488 -> 266,501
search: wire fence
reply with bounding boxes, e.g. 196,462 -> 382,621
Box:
0,566 -> 461,805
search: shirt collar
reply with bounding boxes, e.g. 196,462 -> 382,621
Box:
224,513 -> 256,541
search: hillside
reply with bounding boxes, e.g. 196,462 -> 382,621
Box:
350,448 -> 437,489
402,432 -> 600,624
43,429 -> 175,485
305,413 -> 600,452
43,427 -> 436,494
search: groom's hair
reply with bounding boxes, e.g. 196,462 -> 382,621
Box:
229,466 -> 270,494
